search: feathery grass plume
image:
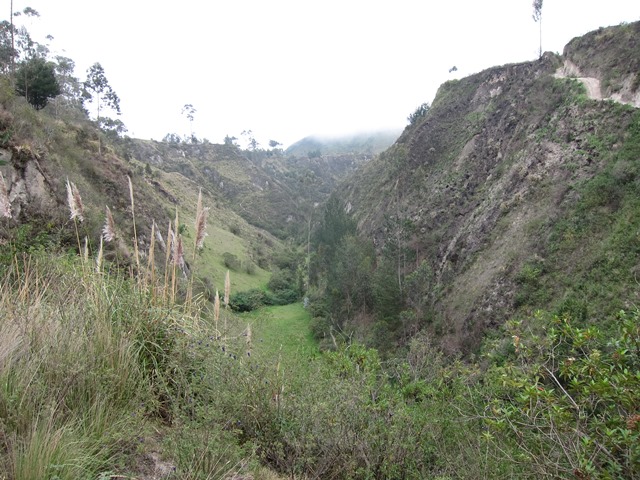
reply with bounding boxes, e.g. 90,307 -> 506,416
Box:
147,221 -> 156,290
83,236 -> 89,263
224,270 -> 231,309
246,323 -> 252,352
102,206 -> 116,242
154,221 -> 166,251
0,171 -> 12,218
127,176 -> 140,273
163,221 -> 173,304
194,188 -> 209,252
95,236 -> 103,273
214,289 -> 220,331
174,231 -> 186,276
65,178 -> 84,222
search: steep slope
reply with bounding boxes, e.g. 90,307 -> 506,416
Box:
124,136 -> 375,239
0,84 -> 280,293
342,21 -> 640,353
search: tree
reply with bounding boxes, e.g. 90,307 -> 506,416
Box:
241,129 -> 259,151
98,117 -> 127,139
311,195 -> 357,285
0,21 -> 15,73
223,135 -> 238,147
50,55 -> 83,115
181,103 -> 196,140
163,133 -> 182,144
407,102 -> 430,125
532,0 -> 543,59
14,56 -> 60,109
83,62 -> 120,121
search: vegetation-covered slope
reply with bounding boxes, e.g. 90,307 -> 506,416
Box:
0,80 -> 280,295
326,21 -> 640,355
285,130 -> 400,157
123,135 -> 376,240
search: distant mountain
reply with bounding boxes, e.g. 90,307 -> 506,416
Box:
285,130 -> 401,157
122,131 -> 399,240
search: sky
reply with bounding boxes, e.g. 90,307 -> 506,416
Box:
11,0 -> 640,148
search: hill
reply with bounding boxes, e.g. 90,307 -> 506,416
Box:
0,85 -> 282,294
316,21 -> 640,354
285,130 -> 400,157
122,133 -> 386,239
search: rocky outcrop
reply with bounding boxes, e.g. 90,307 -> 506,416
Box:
0,145 -> 60,221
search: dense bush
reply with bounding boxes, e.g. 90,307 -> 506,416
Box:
229,289 -> 266,312
229,288 -> 300,312
482,310 -> 640,478
222,251 -> 242,270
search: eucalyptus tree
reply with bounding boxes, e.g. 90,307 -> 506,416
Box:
532,0 -> 543,58
83,62 -> 121,121
181,103 -> 196,141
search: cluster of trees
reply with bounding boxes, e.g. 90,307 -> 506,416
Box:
307,195 -> 431,352
0,7 -> 123,134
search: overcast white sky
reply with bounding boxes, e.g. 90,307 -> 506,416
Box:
13,0 -> 640,148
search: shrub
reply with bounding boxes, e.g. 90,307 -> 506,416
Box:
229,289 -> 265,312
485,310 -> 640,478
267,267 -> 296,293
222,252 -> 241,270
244,261 -> 256,275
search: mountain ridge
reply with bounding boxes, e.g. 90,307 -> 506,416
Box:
335,21 -> 640,353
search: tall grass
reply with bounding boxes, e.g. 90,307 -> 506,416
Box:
0,176 -> 259,478
0,254 -> 152,479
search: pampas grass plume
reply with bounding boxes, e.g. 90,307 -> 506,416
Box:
83,236 -> 89,263
154,221 -> 166,251
95,236 -> 103,273
194,188 -> 209,251
66,178 -> 84,222
102,206 -> 116,242
224,270 -> 230,309
214,289 -> 220,325
127,175 -> 140,272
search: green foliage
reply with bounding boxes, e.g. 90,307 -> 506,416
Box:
229,288 -> 266,312
230,288 -> 299,312
223,251 -> 242,270
267,267 -> 297,294
83,62 -> 121,120
98,116 -> 127,139
513,259 -> 549,308
484,310 -> 640,478
14,57 -> 61,109
310,195 -> 357,286
407,102 -> 430,125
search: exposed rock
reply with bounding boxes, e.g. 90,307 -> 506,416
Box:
2,145 -> 59,220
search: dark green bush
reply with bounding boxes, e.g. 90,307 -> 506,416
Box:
263,288 -> 299,306
267,267 -> 297,293
223,252 -> 242,270
229,289 -> 265,312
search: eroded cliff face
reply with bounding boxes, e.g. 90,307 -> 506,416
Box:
343,22 -> 640,353
562,21 -> 640,107
0,145 -> 61,222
